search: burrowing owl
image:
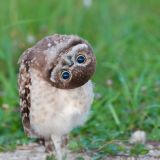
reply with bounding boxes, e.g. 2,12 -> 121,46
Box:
18,34 -> 96,160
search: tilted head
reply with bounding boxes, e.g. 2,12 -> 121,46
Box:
19,34 -> 96,89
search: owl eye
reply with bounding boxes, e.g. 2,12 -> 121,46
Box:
61,70 -> 71,80
76,55 -> 86,64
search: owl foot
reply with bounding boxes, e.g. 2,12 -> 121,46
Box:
45,139 -> 55,153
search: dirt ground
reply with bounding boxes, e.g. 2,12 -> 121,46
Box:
0,143 -> 160,160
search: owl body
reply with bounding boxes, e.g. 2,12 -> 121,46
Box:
30,68 -> 94,138
18,34 -> 96,160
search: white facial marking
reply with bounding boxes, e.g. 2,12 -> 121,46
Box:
70,44 -> 88,55
50,70 -> 56,82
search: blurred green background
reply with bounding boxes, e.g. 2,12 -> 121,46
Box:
0,0 -> 160,157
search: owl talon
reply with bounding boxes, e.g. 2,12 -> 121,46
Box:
45,142 -> 55,153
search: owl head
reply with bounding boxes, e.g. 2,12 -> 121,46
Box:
23,34 -> 96,89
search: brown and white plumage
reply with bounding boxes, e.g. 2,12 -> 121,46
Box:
18,34 -> 96,160
18,49 -> 33,136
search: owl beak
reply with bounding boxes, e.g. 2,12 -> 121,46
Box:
64,56 -> 74,67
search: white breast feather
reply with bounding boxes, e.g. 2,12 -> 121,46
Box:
30,69 -> 94,138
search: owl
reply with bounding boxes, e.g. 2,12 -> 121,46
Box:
18,34 -> 96,160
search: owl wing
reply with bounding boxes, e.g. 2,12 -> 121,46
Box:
18,49 -> 37,137
17,36 -> 57,137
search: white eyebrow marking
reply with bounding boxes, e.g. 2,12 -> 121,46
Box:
70,44 -> 88,54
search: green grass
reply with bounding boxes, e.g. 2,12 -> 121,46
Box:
0,0 -> 160,158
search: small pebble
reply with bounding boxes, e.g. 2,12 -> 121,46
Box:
129,130 -> 146,144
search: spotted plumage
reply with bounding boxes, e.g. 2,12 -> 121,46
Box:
18,34 -> 96,160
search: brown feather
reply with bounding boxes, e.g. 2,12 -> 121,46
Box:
18,50 -> 37,137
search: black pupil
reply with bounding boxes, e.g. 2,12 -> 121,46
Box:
77,55 -> 85,63
62,71 -> 70,80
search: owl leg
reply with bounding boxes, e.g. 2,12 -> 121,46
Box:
61,134 -> 68,147
51,135 -> 63,160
